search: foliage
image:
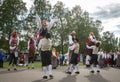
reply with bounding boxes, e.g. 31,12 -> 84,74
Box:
0,0 -> 27,51
0,0 -> 120,54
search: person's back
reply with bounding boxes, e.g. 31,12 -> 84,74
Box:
41,38 -> 51,51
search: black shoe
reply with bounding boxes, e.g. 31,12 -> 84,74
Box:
90,70 -> 94,73
75,71 -> 80,74
43,76 -> 48,79
14,68 -> 17,71
66,71 -> 71,74
8,68 -> 10,71
49,75 -> 53,79
97,70 -> 100,73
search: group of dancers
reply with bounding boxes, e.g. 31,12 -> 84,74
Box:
8,17 -> 58,79
8,15 -> 102,79
66,31 -> 101,74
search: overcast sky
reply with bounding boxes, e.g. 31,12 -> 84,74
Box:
23,0 -> 120,37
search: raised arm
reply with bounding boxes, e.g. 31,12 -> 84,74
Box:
36,14 -> 42,30
47,18 -> 59,31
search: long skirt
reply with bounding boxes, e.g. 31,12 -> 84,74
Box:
51,56 -> 58,69
28,45 -> 35,63
29,45 -> 35,57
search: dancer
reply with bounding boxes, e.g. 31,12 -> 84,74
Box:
86,42 -> 101,73
66,31 -> 76,72
8,31 -> 19,71
86,32 -> 97,46
84,32 -> 98,67
38,33 -> 53,79
68,31 -> 76,63
36,14 -> 58,43
67,38 -> 80,74
27,37 -> 36,69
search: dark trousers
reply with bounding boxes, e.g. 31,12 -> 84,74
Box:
9,53 -> 17,65
70,53 -> 79,65
41,51 -> 51,66
90,54 -> 98,65
60,59 -> 63,65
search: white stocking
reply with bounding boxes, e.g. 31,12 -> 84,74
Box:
43,66 -> 47,76
48,65 -> 52,75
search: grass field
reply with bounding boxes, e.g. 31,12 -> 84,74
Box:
1,61 -> 83,69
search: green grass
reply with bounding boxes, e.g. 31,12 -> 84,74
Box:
1,61 -> 83,69
78,62 -> 84,66
1,61 -> 42,69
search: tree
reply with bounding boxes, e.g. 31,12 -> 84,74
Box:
20,5 -> 37,51
71,6 -> 102,53
34,0 -> 51,20
0,0 -> 27,51
101,31 -> 118,51
52,1 -> 69,53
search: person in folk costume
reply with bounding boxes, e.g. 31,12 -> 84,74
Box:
106,51 -> 111,67
27,36 -> 36,69
66,31 -> 76,72
85,32 -> 98,67
108,50 -> 114,67
38,33 -> 53,79
86,32 -> 97,46
9,31 -> 19,46
103,51 -> 108,67
86,41 -> 101,73
68,31 -> 76,63
67,38 -> 80,74
35,14 -> 58,44
51,48 -> 59,69
84,34 -> 91,67
8,31 -> 19,71
85,54 -> 91,68
97,49 -> 104,68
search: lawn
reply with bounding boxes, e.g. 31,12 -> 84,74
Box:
1,61 -> 83,69
1,61 -> 42,69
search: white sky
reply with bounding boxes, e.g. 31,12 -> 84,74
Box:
23,0 -> 120,38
